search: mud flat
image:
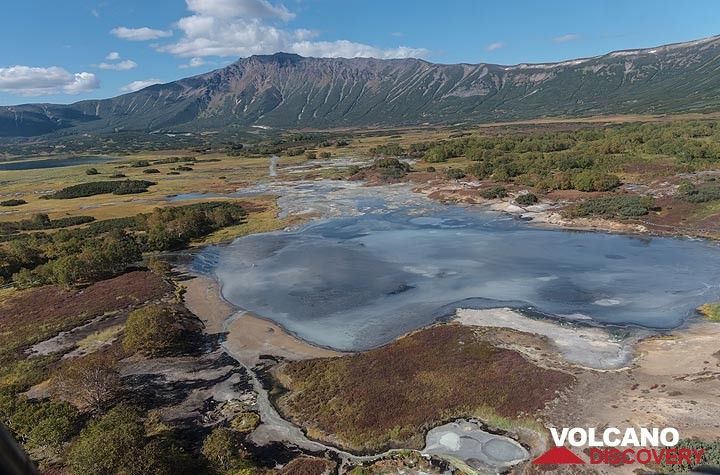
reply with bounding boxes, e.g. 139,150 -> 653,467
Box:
183,273 -> 341,367
454,307 -> 642,370
544,319 -> 720,445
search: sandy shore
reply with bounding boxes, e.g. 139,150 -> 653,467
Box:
183,273 -> 342,366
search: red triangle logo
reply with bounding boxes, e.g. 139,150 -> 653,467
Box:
532,447 -> 586,465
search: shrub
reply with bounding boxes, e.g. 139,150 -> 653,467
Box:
18,231 -> 141,287
202,428 -> 241,471
146,257 -> 172,276
286,147 -> 305,156
466,162 -> 493,180
41,180 -> 155,199
445,168 -> 466,180
373,158 -> 410,171
109,173 -> 126,178
52,352 -> 121,412
370,143 -> 404,156
515,192 -> 538,206
676,181 -> 720,203
85,168 -> 99,175
371,157 -> 410,179
130,160 -> 150,168
423,148 -> 450,163
114,180 -> 156,195
0,215 -> 95,235
67,404 -> 195,475
123,304 -> 185,356
0,199 -> 26,207
658,439 -> 720,473
305,151 -> 317,160
492,167 -> 511,183
144,202 -> 246,251
67,405 -> 145,475
566,195 -> 655,218
572,171 -> 621,192
319,152 -> 332,159
143,168 -> 161,174
480,186 -> 508,199
8,399 -> 79,454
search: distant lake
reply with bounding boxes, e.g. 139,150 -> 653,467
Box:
194,183 -> 720,352
0,156 -> 117,171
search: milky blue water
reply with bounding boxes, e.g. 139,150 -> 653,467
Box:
0,156 -> 115,171
196,198 -> 720,351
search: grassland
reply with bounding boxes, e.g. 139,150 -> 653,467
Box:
275,325 -> 574,453
0,152 -> 308,224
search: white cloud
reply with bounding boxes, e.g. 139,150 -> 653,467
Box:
186,0 -> 294,21
0,66 -> 100,96
486,42 -> 505,51
106,52 -> 121,60
111,26 -> 173,41
179,57 -> 207,69
553,34 -> 580,43
391,32 -> 404,38
63,73 -> 100,95
157,4 -> 429,60
291,41 -> 428,60
98,59 -> 138,71
120,79 -> 163,93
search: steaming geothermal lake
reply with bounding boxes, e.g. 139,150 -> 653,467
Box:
194,182 -> 720,351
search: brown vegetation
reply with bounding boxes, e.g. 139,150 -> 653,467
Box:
276,325 -> 574,452
280,457 -> 335,475
0,271 -> 170,362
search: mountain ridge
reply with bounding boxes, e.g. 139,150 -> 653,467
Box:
3,34 -> 720,137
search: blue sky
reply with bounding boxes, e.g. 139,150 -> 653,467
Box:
1,0 -> 719,105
